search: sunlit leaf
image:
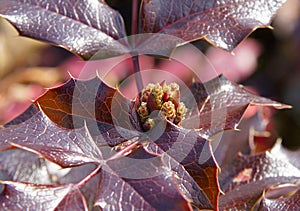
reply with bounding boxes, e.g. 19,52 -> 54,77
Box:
141,0 -> 287,51
219,151 -> 300,210
0,0 -> 129,59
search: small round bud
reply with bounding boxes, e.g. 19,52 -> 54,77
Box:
137,102 -> 149,122
167,82 -> 180,102
151,83 -> 164,107
143,118 -> 155,131
161,101 -> 176,120
141,83 -> 155,102
137,82 -> 187,131
174,102 -> 187,124
169,82 -> 179,92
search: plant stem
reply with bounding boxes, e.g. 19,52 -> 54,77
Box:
132,55 -> 144,95
131,0 -> 144,95
131,0 -> 139,35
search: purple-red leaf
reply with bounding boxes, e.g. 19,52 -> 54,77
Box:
0,111 -> 104,168
0,76 -> 222,209
271,139 -> 300,169
219,151 -> 300,210
258,185 -> 300,210
182,75 -> 290,137
0,181 -> 87,210
0,76 -> 291,209
58,164 -> 100,210
145,123 -> 220,210
96,146 -> 192,210
0,0 -> 129,59
0,149 -> 53,184
141,0 -> 287,51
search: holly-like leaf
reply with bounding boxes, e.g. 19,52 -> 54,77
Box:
0,120 -> 193,209
219,151 -> 300,210
270,139 -> 300,169
0,111 -> 105,167
182,75 -> 290,138
35,77 -> 140,140
59,164 -> 101,210
0,114 -> 219,209
36,77 -> 125,126
145,123 -> 220,210
258,185 -> 300,210
0,76 -> 220,209
0,76 -> 291,209
141,0 -> 287,51
0,149 -> 53,184
0,0 -> 129,59
6,75 -> 288,141
0,181 -> 87,210
96,146 -> 192,210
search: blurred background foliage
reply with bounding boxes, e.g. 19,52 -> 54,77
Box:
0,0 -> 299,148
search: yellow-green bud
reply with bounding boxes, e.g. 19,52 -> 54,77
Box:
137,82 -> 187,131
161,101 -> 176,120
174,102 -> 187,124
143,118 -> 155,131
141,83 -> 155,102
151,83 -> 164,107
169,82 -> 179,92
137,102 -> 149,122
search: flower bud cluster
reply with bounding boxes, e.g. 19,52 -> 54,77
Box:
137,82 -> 187,131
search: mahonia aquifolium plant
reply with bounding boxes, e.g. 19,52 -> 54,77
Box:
137,82 -> 187,131
0,0 -> 298,210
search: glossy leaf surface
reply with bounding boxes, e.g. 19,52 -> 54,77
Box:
96,147 -> 192,210
182,75 -> 289,137
219,151 -> 300,210
0,181 -> 87,210
0,0 -> 129,59
141,0 -> 286,51
258,186 -> 300,210
145,123 -> 220,209
0,149 -> 52,184
0,76 -> 292,209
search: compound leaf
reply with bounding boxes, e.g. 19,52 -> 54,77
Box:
0,0 -> 129,59
0,76 -> 291,210
0,181 -> 87,210
141,0 -> 286,51
145,123 -> 220,210
258,185 -> 300,210
0,111 -> 104,168
219,151 -> 300,210
96,146 -> 192,210
182,75 -> 290,138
